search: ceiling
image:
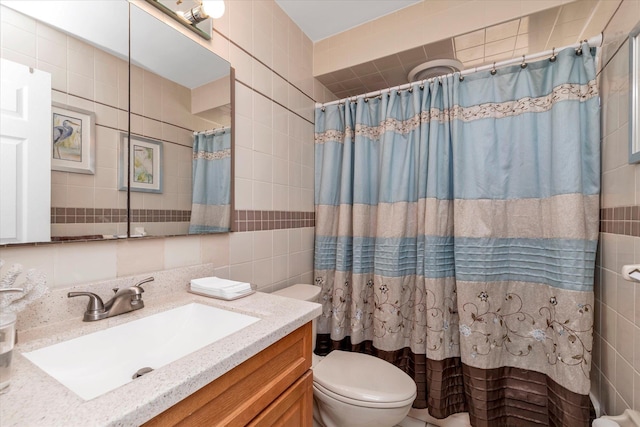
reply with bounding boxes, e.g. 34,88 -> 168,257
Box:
275,0 -> 422,42
304,1 -> 604,99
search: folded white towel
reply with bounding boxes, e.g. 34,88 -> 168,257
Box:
190,277 -> 251,291
190,277 -> 253,300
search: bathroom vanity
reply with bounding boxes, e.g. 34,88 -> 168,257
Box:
0,289 -> 320,426
145,323 -> 313,426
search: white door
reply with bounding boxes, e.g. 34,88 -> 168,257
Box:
0,58 -> 52,244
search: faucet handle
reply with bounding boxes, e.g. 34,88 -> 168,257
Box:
134,277 -> 154,291
68,292 -> 105,313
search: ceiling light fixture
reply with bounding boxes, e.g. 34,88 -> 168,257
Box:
179,0 -> 225,25
407,59 -> 464,82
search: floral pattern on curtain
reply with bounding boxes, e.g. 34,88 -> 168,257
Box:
189,129 -> 231,233
313,44 -> 599,426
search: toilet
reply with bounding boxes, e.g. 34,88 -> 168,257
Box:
273,284 -> 417,427
593,410 -> 640,427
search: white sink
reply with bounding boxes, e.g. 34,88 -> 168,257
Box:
23,303 -> 260,400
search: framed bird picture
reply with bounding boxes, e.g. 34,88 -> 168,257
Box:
51,103 -> 96,174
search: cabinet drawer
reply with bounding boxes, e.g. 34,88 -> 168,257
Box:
144,322 -> 312,427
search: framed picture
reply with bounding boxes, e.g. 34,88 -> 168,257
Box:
630,21 -> 640,164
119,133 -> 163,193
51,103 -> 95,174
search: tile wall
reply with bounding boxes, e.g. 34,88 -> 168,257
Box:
591,0 -> 640,415
0,0 -> 336,294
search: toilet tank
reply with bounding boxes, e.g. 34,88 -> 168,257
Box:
273,284 -> 320,351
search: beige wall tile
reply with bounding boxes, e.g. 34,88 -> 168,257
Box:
253,258 -> 273,289
616,276 -> 635,323
253,181 -> 273,210
615,353 -> 634,408
229,232 -> 253,264
55,241 -> 117,287
602,270 -> 618,310
229,261 -> 253,284
116,239 -> 164,277
253,230 -> 273,261
1,19 -> 37,58
235,146 -> 254,180
602,305 -> 618,347
198,233 -> 230,268
616,315 -> 635,364
272,254 -> 289,283
164,236 -> 201,269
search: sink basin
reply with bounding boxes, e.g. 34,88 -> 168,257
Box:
23,303 -> 259,400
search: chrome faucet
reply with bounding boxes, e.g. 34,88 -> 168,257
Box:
68,277 -> 154,321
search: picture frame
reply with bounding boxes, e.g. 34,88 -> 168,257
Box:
630,21 -> 640,164
119,133 -> 163,193
51,103 -> 96,174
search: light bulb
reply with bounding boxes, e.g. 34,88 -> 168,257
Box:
201,0 -> 225,19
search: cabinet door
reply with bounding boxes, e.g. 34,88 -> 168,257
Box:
248,370 -> 313,427
144,322 -> 312,427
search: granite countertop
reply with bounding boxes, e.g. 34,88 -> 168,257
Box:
0,291 -> 321,426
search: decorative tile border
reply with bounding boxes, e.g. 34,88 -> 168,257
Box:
233,210 -> 315,231
130,209 -> 191,223
600,205 -> 640,236
51,208 -> 315,230
51,208 -> 190,224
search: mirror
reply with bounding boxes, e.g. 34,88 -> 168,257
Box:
129,3 -> 233,236
630,21 -> 640,164
0,1 -> 233,245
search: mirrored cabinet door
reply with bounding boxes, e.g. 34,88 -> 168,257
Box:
127,3 -> 233,237
0,0 -> 130,244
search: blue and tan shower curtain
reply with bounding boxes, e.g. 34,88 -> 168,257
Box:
189,129 -> 231,233
314,44 -> 599,426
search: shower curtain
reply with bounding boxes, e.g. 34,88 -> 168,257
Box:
189,129 -> 231,233
314,44 -> 599,426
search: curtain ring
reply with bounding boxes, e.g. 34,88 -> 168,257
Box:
520,55 -> 527,69
321,107 -> 325,112
397,91 -> 401,96
459,74 -> 464,82
419,85 -> 424,90
408,87 -> 413,93
549,47 -> 557,62
364,98 -> 368,103
490,62 -> 497,75
576,45 -> 583,56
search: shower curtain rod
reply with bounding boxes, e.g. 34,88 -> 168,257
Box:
194,126 -> 231,136
316,33 -> 603,109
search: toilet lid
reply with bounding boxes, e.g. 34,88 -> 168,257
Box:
313,350 -> 417,404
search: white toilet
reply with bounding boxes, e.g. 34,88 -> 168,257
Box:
273,284 -> 417,427
593,410 -> 640,427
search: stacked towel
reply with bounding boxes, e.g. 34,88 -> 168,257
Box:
190,277 -> 253,300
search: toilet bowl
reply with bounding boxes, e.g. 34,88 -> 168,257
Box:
273,284 -> 418,427
593,410 -> 640,427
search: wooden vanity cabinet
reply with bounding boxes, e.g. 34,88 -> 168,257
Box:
144,322 -> 313,427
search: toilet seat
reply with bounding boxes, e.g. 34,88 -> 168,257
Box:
313,350 -> 417,408
313,382 -> 416,409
